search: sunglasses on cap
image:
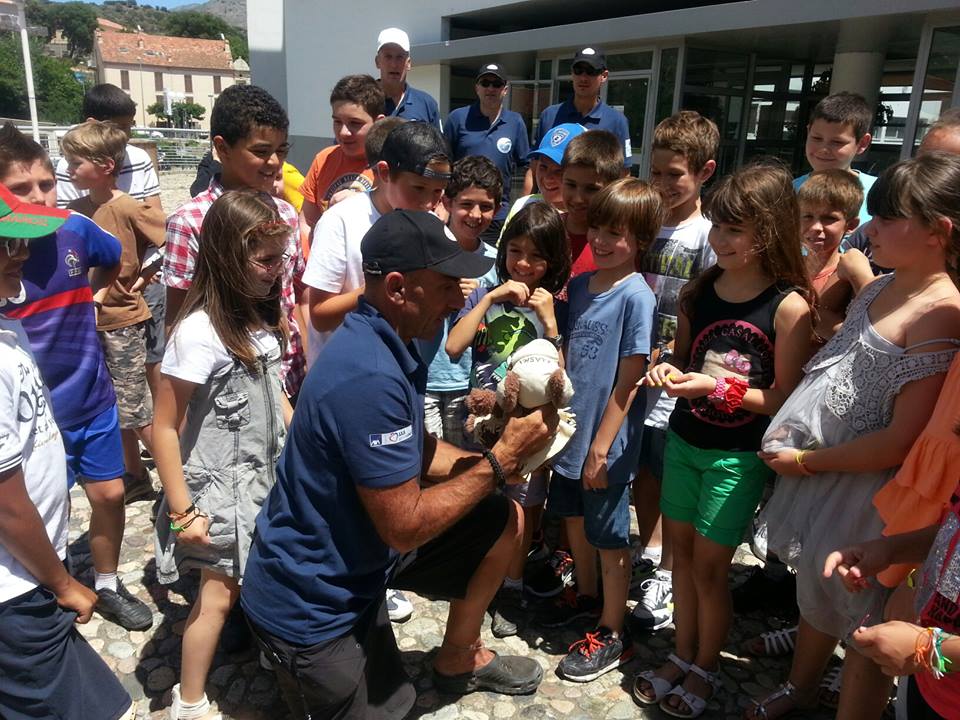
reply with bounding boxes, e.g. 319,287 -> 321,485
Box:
0,238 -> 27,255
572,65 -> 604,77
477,78 -> 505,88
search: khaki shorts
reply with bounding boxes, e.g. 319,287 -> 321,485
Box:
99,322 -> 152,429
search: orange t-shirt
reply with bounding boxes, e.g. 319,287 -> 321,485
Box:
299,145 -> 375,211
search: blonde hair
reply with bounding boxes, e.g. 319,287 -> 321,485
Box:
797,169 -> 863,221
60,121 -> 127,176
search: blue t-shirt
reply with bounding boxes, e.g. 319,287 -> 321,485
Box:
535,100 -> 632,167
240,299 -> 426,645
386,84 -> 441,130
444,104 -> 531,220
418,243 -> 499,392
3,213 -> 121,429
793,170 -> 877,227
552,272 -> 655,485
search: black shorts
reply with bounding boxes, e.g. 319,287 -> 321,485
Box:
249,493 -> 510,720
0,585 -> 132,720
142,281 -> 166,365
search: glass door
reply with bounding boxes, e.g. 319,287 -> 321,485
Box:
604,75 -> 651,173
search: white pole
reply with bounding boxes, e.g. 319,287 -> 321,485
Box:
16,0 -> 40,142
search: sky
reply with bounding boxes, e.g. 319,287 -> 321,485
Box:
48,1 -> 202,8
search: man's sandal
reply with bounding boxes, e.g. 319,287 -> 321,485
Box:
659,663 -> 721,719
632,653 -> 691,706
745,681 -> 816,720
741,625 -> 798,657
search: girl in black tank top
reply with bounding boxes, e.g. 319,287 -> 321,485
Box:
632,162 -> 814,717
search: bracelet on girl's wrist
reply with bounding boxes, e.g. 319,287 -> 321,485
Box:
706,376 -> 748,413
796,450 -> 814,475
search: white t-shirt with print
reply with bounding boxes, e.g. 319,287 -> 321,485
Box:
641,214 -> 716,429
302,191 -> 382,367
162,310 -> 280,384
0,317 -> 69,603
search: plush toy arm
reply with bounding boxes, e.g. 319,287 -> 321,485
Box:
547,368 -> 575,407
499,371 -> 521,414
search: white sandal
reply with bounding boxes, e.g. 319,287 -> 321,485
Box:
743,624 -> 798,657
660,663 -> 721,718
747,681 -> 813,720
632,653 -> 691,706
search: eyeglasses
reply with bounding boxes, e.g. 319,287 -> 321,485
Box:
250,251 -> 290,271
477,79 -> 505,88
0,238 -> 27,256
572,65 -> 604,77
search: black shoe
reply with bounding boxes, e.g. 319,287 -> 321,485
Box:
433,651 -> 543,696
96,580 -> 153,631
490,586 -> 526,638
537,587 -> 601,629
524,549 -> 574,598
123,472 -> 155,504
220,604 -> 253,653
732,566 -> 798,616
557,626 -> 634,682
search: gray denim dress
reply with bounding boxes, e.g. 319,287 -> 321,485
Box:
155,342 -> 286,584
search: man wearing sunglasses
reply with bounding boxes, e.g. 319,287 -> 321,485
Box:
444,63 -> 531,241
524,47 -> 631,193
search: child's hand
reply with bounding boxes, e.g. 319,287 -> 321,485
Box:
176,512 -> 211,547
643,362 -> 681,388
757,448 -> 808,476
459,278 -> 479,300
852,621 -> 925,677
55,576 -> 99,623
582,446 -> 609,490
823,537 -> 895,593
662,371 -> 715,399
527,288 -> 556,328
489,280 -> 531,306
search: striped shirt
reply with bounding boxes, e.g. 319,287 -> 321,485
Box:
55,145 -> 161,208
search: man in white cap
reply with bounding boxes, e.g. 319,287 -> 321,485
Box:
376,27 -> 441,130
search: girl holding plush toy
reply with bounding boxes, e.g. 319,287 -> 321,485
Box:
447,200 -> 570,639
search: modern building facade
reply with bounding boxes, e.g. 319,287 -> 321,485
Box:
248,0 -> 960,179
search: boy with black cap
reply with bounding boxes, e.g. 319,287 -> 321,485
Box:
524,47 -> 631,193
444,62 -> 529,240
243,209 -> 557,719
0,185 -> 136,720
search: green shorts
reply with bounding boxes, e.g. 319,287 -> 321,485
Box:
659,430 -> 771,547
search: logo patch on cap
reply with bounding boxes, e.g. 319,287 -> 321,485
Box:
486,64 -> 498,71
550,128 -> 569,147
581,47 -> 596,55
496,137 -> 512,154
443,226 -> 458,243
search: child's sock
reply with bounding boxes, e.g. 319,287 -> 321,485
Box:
94,571 -> 118,593
642,545 -> 663,566
173,684 -> 212,720
503,576 -> 523,591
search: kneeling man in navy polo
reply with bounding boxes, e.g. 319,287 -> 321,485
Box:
241,209 -> 559,719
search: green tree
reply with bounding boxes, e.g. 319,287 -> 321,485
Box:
0,35 -> 83,123
147,99 -> 205,128
163,11 -> 247,61
31,2 -> 99,59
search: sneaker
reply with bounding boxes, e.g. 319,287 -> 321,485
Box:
96,580 -> 153,631
630,554 -> 657,590
387,588 -> 413,623
490,586 -> 526,638
524,549 -> 574,598
123,472 -> 155,504
732,566 -> 798,616
526,532 -> 550,564
557,626 -> 634,682
538,587 -> 601,629
630,570 -> 673,631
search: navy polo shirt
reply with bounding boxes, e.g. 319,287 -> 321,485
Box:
385,84 -> 441,130
535,100 -> 632,167
240,298 -> 427,645
444,103 -> 531,220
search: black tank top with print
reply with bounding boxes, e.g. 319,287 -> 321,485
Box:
669,281 -> 795,452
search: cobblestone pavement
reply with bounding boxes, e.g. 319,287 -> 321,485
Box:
68,481 -> 844,720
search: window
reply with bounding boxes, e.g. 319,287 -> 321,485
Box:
184,74 -> 193,93
154,72 -> 163,92
120,70 -> 129,90
213,75 -> 221,94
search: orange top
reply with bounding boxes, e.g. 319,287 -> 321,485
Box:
299,145 -> 374,210
873,352 -> 960,586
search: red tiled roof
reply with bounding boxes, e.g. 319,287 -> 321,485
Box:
96,30 -> 233,71
97,17 -> 125,31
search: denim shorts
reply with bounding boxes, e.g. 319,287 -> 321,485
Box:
61,404 -> 125,487
637,425 -> 668,480
547,471 -> 632,549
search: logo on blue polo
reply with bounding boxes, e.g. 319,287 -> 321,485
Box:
369,425 -> 413,447
549,128 -> 569,147
496,137 -> 512,154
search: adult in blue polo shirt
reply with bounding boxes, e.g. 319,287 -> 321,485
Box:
241,210 -> 558,719
525,46 -> 631,193
376,27 -> 441,130
444,62 -> 530,236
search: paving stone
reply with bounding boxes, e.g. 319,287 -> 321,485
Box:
107,641 -> 135,659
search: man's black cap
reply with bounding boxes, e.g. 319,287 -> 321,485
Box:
572,46 -> 606,71
361,210 -> 494,278
381,122 -> 451,179
476,62 -> 506,82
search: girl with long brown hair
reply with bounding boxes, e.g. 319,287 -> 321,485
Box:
152,190 -> 292,720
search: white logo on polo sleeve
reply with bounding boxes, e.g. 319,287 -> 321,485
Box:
496,137 -> 512,154
369,425 -> 414,447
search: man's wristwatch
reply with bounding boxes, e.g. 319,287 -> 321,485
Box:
482,448 -> 507,490
544,334 -> 563,350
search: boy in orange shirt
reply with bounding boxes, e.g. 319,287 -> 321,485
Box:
299,74 -> 385,232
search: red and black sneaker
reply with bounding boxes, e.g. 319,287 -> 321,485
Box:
557,626 -> 634,682
524,548 -> 574,598
537,586 -> 601,628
